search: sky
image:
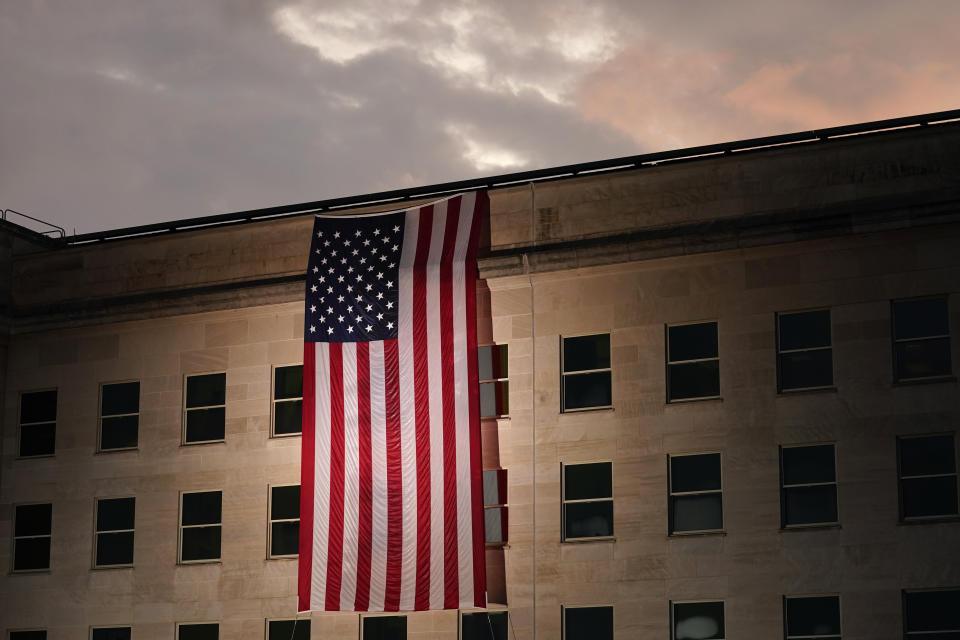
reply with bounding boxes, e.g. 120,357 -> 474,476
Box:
2,1 -> 959,235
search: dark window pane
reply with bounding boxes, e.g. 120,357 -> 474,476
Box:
479,345 -> 508,380
92,628 -> 132,640
900,435 -> 956,477
274,400 -> 302,435
9,632 -> 47,640
782,445 -> 836,485
14,537 -> 51,571
480,381 -> 509,417
178,623 -> 219,640
483,470 -> 505,506
784,485 -> 838,526
786,596 -> 841,636
565,463 -> 612,500
92,627 -> 130,640
96,531 -> 135,566
182,492 -> 222,525
20,390 -> 57,423
272,485 -> 300,520
668,361 -> 720,401
565,501 -> 613,539
100,415 -> 139,449
672,494 -> 723,532
274,366 -> 303,400
905,590 -> 960,632
563,334 -> 610,372
186,373 -> 226,408
484,507 -> 505,543
268,619 -> 311,640
363,615 -> 407,639
673,601 -> 724,640
895,338 -> 952,380
894,298 -> 949,339
779,349 -> 833,390
181,526 -> 221,561
271,521 -> 300,556
668,323 -> 718,362
563,371 -> 612,410
779,310 -> 831,351
671,454 -> 721,493
97,497 -> 136,531
19,423 -> 56,457
902,477 -> 959,518
102,382 -> 140,416
15,504 -> 52,536
462,612 -> 507,640
185,408 -> 225,442
565,607 -> 613,640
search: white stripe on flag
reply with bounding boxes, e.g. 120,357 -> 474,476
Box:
312,342 -> 332,610
340,342 -> 360,610
368,341 -> 388,611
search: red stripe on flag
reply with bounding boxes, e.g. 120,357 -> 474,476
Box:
355,342 -> 373,611
440,197 -> 461,608
466,191 -> 487,606
325,343 -> 346,611
412,205 -> 433,611
298,343 -> 316,612
383,338 -> 402,611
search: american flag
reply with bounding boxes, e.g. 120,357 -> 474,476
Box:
298,191 -> 487,612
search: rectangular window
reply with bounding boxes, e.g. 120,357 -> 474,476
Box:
18,389 -> 57,457
269,485 -> 300,558
99,381 -> 139,451
266,619 -> 310,640
780,444 -> 839,528
893,296 -> 952,381
667,322 -> 720,402
898,434 -> 959,520
272,365 -> 303,436
9,631 -> 46,640
785,595 -> 841,639
179,491 -> 222,563
904,589 -> 960,639
176,623 -> 218,640
483,469 -> 508,545
13,503 -> 52,572
561,334 -> 612,412
563,605 -> 613,640
669,453 -> 723,534
777,310 -> 833,391
461,611 -> 508,640
479,345 -> 509,418
562,462 -> 613,541
362,615 -> 406,640
94,497 -> 135,567
672,601 -> 724,640
91,627 -> 132,640
183,373 -> 226,444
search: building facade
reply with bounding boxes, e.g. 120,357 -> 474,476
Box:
2,112 -> 960,639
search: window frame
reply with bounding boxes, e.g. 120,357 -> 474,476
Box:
11,501 -> 53,573
92,495 -> 136,569
360,613 -> 407,640
891,295 -> 953,383
264,618 -> 310,640
783,593 -> 842,640
560,333 -> 613,413
665,320 -> 721,403
779,443 -> 840,529
668,451 -> 724,535
178,490 -> 223,565
89,625 -> 132,640
175,622 -> 219,640
479,344 -> 509,419
897,432 -> 960,522
267,483 -> 300,559
97,380 -> 140,453
271,364 -> 304,438
561,604 -> 614,640
182,371 -> 227,445
902,587 -> 960,638
17,388 -> 57,459
776,309 -> 835,393
459,609 -> 509,640
561,461 -> 614,542
671,599 -> 725,640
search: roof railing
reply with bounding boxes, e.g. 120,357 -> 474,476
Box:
64,108 -> 960,246
2,209 -> 65,238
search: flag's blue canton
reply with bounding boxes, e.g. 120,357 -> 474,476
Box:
305,212 -> 405,343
